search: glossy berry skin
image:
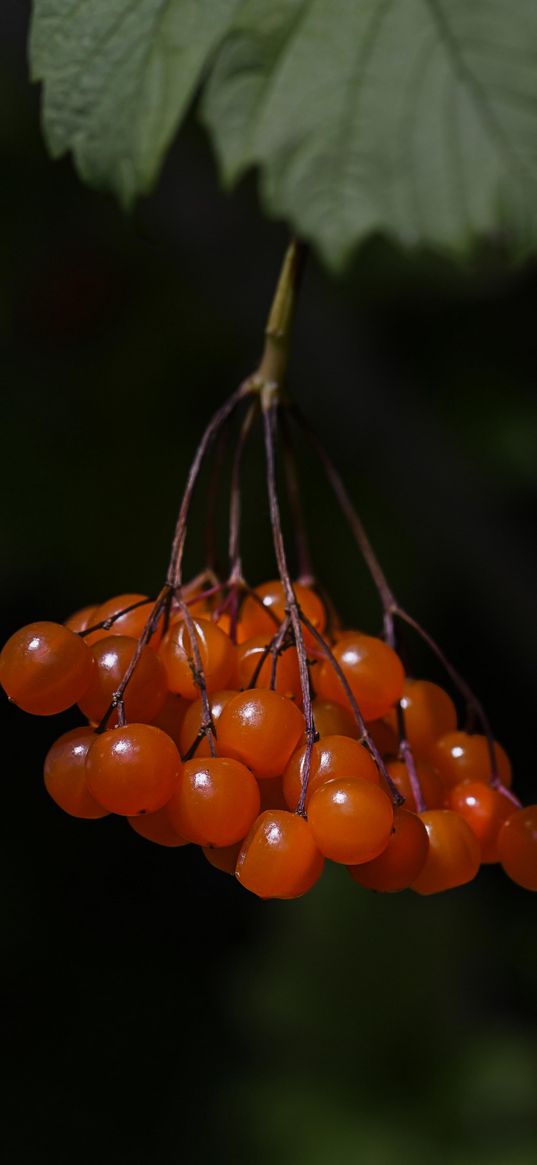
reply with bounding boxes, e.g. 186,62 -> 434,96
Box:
431,731 -> 512,789
78,635 -> 168,727
159,617 -> 236,700
236,810 -> 324,899
411,809 -> 481,895
128,807 -> 189,848
237,636 -> 302,700
307,777 -> 393,865
65,605 -> 99,634
150,693 -> 190,750
283,735 -> 379,811
166,757 -> 261,847
366,719 -> 399,758
44,727 -> 108,819
216,689 -> 305,779
348,809 -> 429,892
86,724 -> 181,816
203,842 -> 242,875
385,679 -> 457,759
497,806 -> 537,891
258,776 -> 288,813
86,593 -> 160,648
311,699 -> 359,740
179,689 -> 239,759
315,632 -> 405,723
240,580 -> 326,643
446,780 -> 514,862
0,621 -> 95,716
386,759 -> 444,812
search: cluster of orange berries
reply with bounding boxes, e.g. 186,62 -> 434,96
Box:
1,579 -> 536,898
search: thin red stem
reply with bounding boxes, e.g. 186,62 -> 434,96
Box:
167,380 -> 252,589
228,400 -> 259,582
262,399 -> 316,817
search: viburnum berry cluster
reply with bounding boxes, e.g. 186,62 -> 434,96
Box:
1,244 -> 535,899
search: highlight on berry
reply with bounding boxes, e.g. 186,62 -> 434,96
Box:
1,243 -> 534,900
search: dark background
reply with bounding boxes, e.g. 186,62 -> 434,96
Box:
2,5 -> 537,1163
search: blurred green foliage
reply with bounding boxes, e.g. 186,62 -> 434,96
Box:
1,6 -> 537,1164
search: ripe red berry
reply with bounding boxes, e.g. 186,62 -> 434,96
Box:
366,718 -> 399,757
497,806 -> 537,891
311,698 -> 359,739
257,776 -> 288,812
307,777 -> 394,865
236,809 -> 324,899
283,734 -> 379,810
384,679 -> 457,759
240,580 -> 326,643
179,689 -> 239,758
348,808 -> 429,892
203,842 -> 242,875
86,593 -> 161,648
385,758 -> 444,812
0,621 -> 95,716
314,631 -> 405,722
216,689 -> 305,779
159,617 -> 236,700
166,756 -> 261,847
86,723 -> 181,816
44,727 -> 108,819
446,780 -> 514,862
150,693 -> 190,750
64,605 -> 99,634
237,635 -> 302,700
128,807 -> 189,847
430,731 -> 512,789
411,809 -> 481,895
78,635 -> 168,727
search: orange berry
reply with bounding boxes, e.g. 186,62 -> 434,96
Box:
85,593 -> 161,648
236,810 -> 324,899
128,808 -> 189,847
348,808 -> 429,892
64,605 -> 99,634
430,731 -> 512,789
258,776 -> 288,813
240,580 -> 326,645
315,632 -> 405,722
411,809 -> 481,895
311,699 -> 359,739
237,635 -> 302,700
159,617 -> 236,700
216,689 -> 304,779
366,718 -> 399,757
386,758 -> 444,812
44,727 -> 108,819
446,780 -> 514,862
166,756 -> 260,847
283,735 -> 379,810
203,842 -> 242,875
307,777 -> 393,865
78,635 -> 168,727
497,806 -> 537,891
0,621 -> 95,716
179,689 -> 239,758
86,724 -> 181,816
150,693 -> 190,750
384,679 -> 457,759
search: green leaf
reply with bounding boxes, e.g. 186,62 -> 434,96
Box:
202,0 -> 537,268
30,0 -> 537,269
30,0 -> 240,206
